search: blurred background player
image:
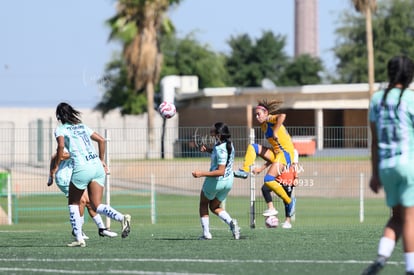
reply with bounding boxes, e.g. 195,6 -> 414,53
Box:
192,122 -> 240,240
48,150 -> 118,238
234,99 -> 296,217
363,55 -> 414,275
261,149 -> 299,229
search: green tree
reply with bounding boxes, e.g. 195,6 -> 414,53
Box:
352,0 -> 377,95
100,0 -> 181,157
279,54 -> 323,86
335,0 -> 414,84
225,31 -> 289,87
161,34 -> 229,88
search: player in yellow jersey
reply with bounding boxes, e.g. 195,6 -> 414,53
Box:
234,99 -> 296,217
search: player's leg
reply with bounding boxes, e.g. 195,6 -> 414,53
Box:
209,184 -> 240,240
67,182 -> 87,247
234,144 -> 274,178
282,185 -> 293,229
199,191 -> 212,240
362,205 -> 402,275
403,206 -> 414,274
261,184 -> 278,216
83,191 -> 117,238
88,180 -> 131,238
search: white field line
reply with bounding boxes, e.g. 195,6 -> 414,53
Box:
0,258 -> 405,265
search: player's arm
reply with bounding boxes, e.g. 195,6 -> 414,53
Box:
91,131 -> 109,173
252,161 -> 272,175
369,121 -> 381,193
270,113 -> 286,140
52,136 -> 65,174
192,164 -> 226,178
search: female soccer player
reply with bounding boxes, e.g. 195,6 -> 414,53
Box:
192,122 -> 240,240
48,151 -> 118,238
234,99 -> 296,217
50,102 -> 131,247
363,55 -> 414,275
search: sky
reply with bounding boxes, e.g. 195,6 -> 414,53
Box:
0,0 -> 351,109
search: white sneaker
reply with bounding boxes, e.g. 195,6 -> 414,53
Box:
67,240 -> 86,247
121,214 -> 131,238
282,222 -> 292,229
262,208 -> 278,217
198,232 -> 212,240
99,228 -> 118,238
230,220 -> 240,240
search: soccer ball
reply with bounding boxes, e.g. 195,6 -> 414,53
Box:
265,215 -> 279,228
158,101 -> 176,119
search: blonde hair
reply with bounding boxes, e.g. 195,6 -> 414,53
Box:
257,99 -> 283,115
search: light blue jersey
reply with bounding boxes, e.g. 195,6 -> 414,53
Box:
369,88 -> 414,168
202,142 -> 235,201
369,88 -> 414,207
54,123 -> 105,190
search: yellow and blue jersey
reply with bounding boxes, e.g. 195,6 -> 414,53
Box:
260,114 -> 295,166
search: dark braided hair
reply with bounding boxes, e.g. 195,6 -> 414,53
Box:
212,122 -> 232,166
381,56 -> 414,110
56,102 -> 82,124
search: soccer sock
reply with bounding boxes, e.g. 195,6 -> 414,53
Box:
96,204 -> 123,222
264,178 -> 291,204
378,236 -> 395,258
242,144 -> 258,172
218,210 -> 232,226
93,215 -> 106,229
68,204 -> 83,241
80,215 -> 85,226
201,216 -> 210,235
405,252 -> 414,272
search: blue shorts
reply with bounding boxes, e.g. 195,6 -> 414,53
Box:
202,176 -> 233,202
380,163 -> 414,207
55,160 -> 73,197
71,161 -> 106,190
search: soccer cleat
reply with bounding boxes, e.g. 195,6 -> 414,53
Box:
287,197 -> 296,217
67,240 -> 86,247
263,208 -> 278,217
99,228 -> 118,238
198,233 -> 212,240
282,222 -> 292,229
72,230 -> 89,240
361,257 -> 387,275
121,214 -> 131,238
234,169 -> 248,179
230,219 -> 240,240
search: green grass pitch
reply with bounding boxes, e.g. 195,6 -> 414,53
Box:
0,194 -> 406,274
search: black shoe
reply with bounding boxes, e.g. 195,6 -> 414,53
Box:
98,228 -> 118,238
362,258 -> 386,275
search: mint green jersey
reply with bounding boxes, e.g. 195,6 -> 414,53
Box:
369,88 -> 414,168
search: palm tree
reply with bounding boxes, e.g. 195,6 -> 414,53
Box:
107,0 -> 180,158
352,0 -> 377,96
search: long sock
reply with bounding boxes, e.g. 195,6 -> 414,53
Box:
96,204 -> 123,222
405,252 -> 414,272
264,180 -> 291,204
201,216 -> 210,236
93,215 -> 105,229
242,144 -> 257,172
80,215 -> 84,226
378,236 -> 395,258
218,210 -> 232,226
69,205 -> 83,241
